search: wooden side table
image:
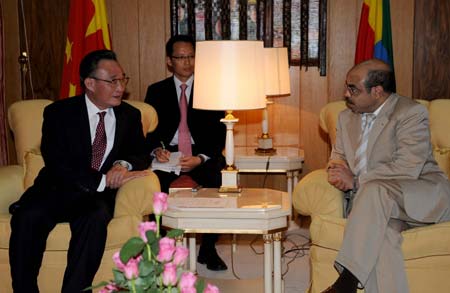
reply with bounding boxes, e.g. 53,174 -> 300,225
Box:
163,188 -> 290,293
234,147 -> 304,214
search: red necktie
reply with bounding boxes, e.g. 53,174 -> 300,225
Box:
91,111 -> 107,170
178,84 -> 192,156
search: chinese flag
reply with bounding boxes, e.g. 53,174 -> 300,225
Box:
59,0 -> 112,99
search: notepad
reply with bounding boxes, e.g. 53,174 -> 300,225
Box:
151,151 -> 182,175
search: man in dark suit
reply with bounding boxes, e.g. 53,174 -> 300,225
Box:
9,50 -> 151,293
144,35 -> 227,271
322,59 -> 450,293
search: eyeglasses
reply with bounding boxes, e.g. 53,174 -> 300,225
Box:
90,76 -> 130,87
345,84 -> 362,96
171,55 -> 195,62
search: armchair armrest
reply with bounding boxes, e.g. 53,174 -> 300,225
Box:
293,169 -> 344,218
0,165 -> 24,214
114,171 -> 160,218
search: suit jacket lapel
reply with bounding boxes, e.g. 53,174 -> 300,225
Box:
345,112 -> 361,155
366,94 -> 399,159
75,96 -> 94,164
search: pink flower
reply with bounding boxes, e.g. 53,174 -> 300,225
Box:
179,271 -> 197,292
123,257 -> 140,279
113,251 -> 141,280
99,282 -> 120,293
153,192 -> 168,215
181,287 -> 197,293
112,251 -> 126,270
157,237 -> 176,262
204,283 -> 220,293
162,262 -> 178,286
173,246 -> 189,266
138,221 -> 157,242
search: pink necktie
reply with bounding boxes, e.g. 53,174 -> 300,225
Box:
91,111 -> 107,170
178,84 -> 192,156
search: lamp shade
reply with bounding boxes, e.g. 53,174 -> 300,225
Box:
193,40 -> 266,111
264,47 -> 291,96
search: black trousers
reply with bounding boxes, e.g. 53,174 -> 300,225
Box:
9,185 -> 114,293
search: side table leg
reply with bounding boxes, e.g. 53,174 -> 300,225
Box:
263,234 -> 273,293
175,235 -> 186,269
287,171 -> 293,219
273,232 -> 283,293
189,235 -> 196,273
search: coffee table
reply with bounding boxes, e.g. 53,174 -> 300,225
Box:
162,188 -> 290,293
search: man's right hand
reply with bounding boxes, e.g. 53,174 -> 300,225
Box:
327,162 -> 354,191
154,147 -> 171,162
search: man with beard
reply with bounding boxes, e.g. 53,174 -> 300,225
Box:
322,59 -> 450,293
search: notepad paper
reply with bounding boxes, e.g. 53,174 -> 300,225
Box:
151,151 -> 182,175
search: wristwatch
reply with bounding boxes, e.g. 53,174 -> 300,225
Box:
114,160 -> 131,170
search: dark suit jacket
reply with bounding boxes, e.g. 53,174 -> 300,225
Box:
13,95 -> 150,213
144,76 -> 225,159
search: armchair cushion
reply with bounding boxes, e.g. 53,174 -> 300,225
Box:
0,166 -> 23,214
23,149 -> 44,190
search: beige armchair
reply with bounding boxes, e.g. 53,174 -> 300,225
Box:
0,99 -> 160,292
293,99 -> 450,293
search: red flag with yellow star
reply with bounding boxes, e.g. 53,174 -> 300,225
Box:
59,0 -> 112,99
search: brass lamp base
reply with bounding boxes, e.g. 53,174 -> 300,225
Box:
255,137 -> 277,155
219,168 -> 242,193
255,147 -> 277,155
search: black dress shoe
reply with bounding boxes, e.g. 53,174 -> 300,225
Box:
197,247 -> 228,271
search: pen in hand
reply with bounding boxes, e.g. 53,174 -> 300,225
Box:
159,141 -> 170,162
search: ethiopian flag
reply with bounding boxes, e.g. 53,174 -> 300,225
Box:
59,0 -> 112,99
355,0 -> 394,69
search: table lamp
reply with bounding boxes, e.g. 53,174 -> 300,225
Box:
255,47 -> 291,155
194,40 -> 266,192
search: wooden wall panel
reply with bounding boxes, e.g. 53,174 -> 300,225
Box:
107,0 -> 140,100
22,0 -> 69,100
2,0 -> 21,164
413,0 -> 450,100
391,0 -> 414,97
327,0 -> 360,103
137,0 -> 170,100
299,68 -> 329,173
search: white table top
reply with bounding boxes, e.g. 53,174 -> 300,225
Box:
162,188 -> 290,234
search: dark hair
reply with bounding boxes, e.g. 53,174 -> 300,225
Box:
79,49 -> 118,89
364,68 -> 396,93
165,35 -> 195,57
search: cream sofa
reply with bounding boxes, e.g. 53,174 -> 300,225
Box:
293,99 -> 450,293
0,99 -> 161,292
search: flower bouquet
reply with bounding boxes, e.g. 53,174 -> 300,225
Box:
89,192 -> 219,293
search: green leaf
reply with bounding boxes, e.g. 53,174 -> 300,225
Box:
120,237 -> 146,263
112,268 -> 126,284
167,229 -> 184,238
82,281 -> 109,290
196,279 -> 205,293
146,230 -> 158,244
139,259 -> 155,277
151,240 -> 159,256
